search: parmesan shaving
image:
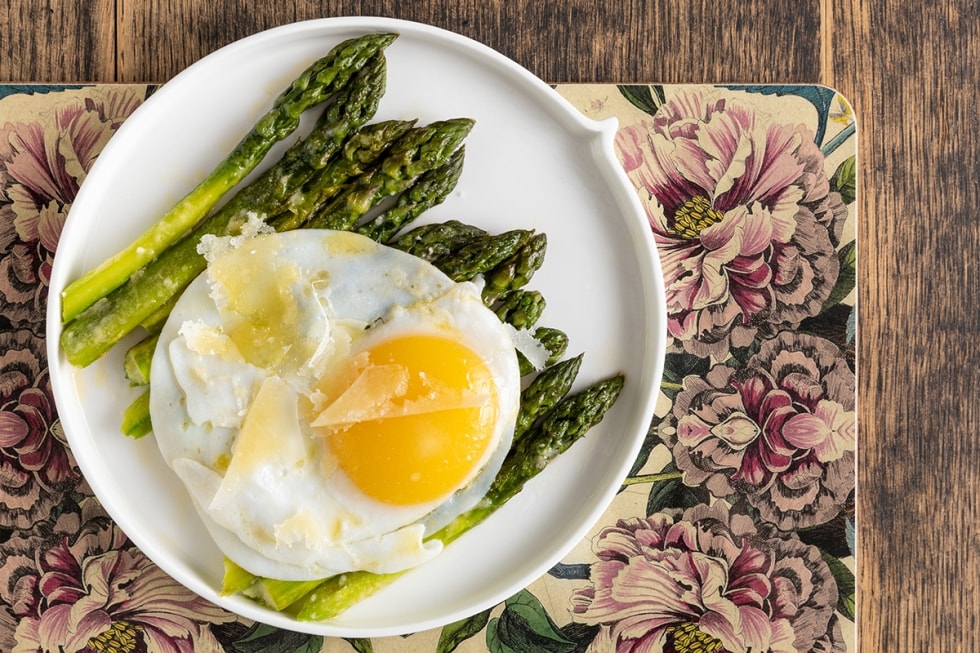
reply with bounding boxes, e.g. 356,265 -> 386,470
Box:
506,323 -> 548,371
196,212 -> 273,262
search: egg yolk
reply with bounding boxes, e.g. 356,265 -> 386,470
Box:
321,335 -> 499,506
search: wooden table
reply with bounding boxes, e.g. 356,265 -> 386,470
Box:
2,1 -> 973,651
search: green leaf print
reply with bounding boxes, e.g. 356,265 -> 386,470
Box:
617,84 -> 666,116
230,623 -> 323,653
824,240 -> 857,310
830,155 -> 857,205
487,590 -> 577,653
438,608 -> 492,653
821,551 -> 857,622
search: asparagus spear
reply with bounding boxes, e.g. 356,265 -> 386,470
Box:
222,558 -> 258,596
434,229 -> 533,282
389,222 -> 542,296
243,578 -> 325,612
60,33 -> 397,322
534,327 -> 568,363
513,353 -> 582,441
304,118 -> 474,231
469,373 -> 625,517
123,333 -> 158,386
198,59 -> 399,237
482,232 -> 547,304
355,145 -> 467,243
121,390 -> 152,439
294,373 -> 625,621
61,118 -> 409,368
388,219 -> 487,262
389,222 -> 544,295
393,221 -> 558,370
140,297 -> 177,334
215,52 -> 393,223
269,119 -> 417,231
493,289 -> 545,329
517,326 -> 569,375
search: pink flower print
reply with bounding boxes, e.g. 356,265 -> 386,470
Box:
571,503 -> 844,653
616,89 -> 848,359
664,332 -> 856,530
0,496 -> 238,653
0,330 -> 79,529
0,88 -> 144,326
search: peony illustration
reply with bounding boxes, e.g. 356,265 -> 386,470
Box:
571,502 -> 844,653
663,332 -> 855,530
616,88 -> 848,359
0,88 -> 144,327
0,329 -> 79,529
1,495 -> 238,653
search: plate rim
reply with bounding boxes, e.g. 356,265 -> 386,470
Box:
46,15 -> 666,638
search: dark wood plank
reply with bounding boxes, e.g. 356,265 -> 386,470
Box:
518,0 -> 824,84
0,0 -> 114,82
1,0 -> 824,85
115,1 -> 822,84
830,0 -> 980,649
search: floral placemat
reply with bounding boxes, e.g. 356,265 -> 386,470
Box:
0,83 -> 856,653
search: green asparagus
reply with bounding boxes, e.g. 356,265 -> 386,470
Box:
493,289 -> 545,329
61,117 -> 409,368
140,297 -> 177,334
534,327 -> 569,364
356,146 -> 467,243
388,219 -> 487,262
294,373 -> 625,621
220,52 -> 393,222
60,33 -> 397,322
513,353 -> 582,441
484,373 -> 625,504
222,558 -> 258,596
121,390 -> 152,439
304,118 -> 474,231
434,229 -> 533,282
269,119 -> 417,231
482,232 -> 547,304
389,223 -> 544,295
244,578 -> 326,612
517,326 -> 569,376
297,571 -> 407,621
123,333 -> 158,386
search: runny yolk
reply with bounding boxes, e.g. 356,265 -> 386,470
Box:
323,335 -> 499,506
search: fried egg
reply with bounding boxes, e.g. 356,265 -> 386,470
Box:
149,227 -> 521,581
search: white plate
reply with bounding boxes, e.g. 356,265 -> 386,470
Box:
46,17 -> 666,638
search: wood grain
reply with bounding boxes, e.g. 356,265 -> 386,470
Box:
0,1 -> 823,84
829,1 -> 980,649
0,0 -> 115,82
2,0 -> 978,649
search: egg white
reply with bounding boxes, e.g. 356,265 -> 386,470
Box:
149,229 -> 520,581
